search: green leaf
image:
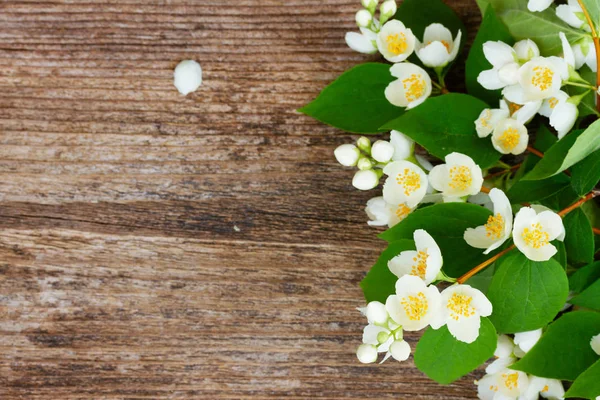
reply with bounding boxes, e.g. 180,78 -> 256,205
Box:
299,63 -> 402,134
487,0 -> 587,55
564,208 -> 595,266
381,94 -> 501,168
511,311 -> 600,380
580,0 -> 600,33
565,358 -> 600,399
414,318 -> 497,384
486,250 -> 569,333
571,278 -> 600,311
523,130 -> 583,181
466,6 -> 514,106
571,149 -> 600,196
360,240 -> 414,303
476,0 -> 490,15
467,263 -> 496,294
570,261 -> 600,293
379,203 -> 493,278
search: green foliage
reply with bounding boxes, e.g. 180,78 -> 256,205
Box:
360,240 -> 414,303
570,278 -> 600,311
565,359 -> 600,399
414,318 -> 497,384
299,63 -> 402,134
511,311 -> 600,380
486,251 -> 569,333
566,66 -> 597,118
570,261 -> 600,293
523,130 -> 584,181
580,0 -> 600,33
466,6 -> 514,105
563,208 -> 595,266
379,203 -> 494,278
571,148 -> 600,196
382,94 -> 501,168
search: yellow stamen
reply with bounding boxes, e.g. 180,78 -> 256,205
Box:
386,33 -> 407,55
502,372 -> 519,390
531,66 -> 553,91
508,101 -> 523,116
402,73 -> 426,102
522,222 -> 550,249
548,97 -> 559,109
480,109 -> 492,128
448,165 -> 472,191
411,250 -> 428,279
396,168 -> 422,196
498,127 -> 520,151
427,40 -> 451,52
395,203 -> 412,220
542,385 -> 549,393
485,213 -> 505,239
447,292 -> 476,320
400,292 -> 429,321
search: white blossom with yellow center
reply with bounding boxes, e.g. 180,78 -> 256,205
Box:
464,188 -> 513,254
477,369 -> 530,399
512,206 -> 565,261
388,229 -> 443,285
365,196 -> 415,228
382,160 -> 428,207
477,41 -> 520,90
385,62 -> 432,109
521,376 -> 564,400
385,275 -> 442,331
491,118 -> 529,155
475,108 -> 510,138
539,90 -> 578,139
430,284 -> 492,344
429,152 -> 484,201
503,57 -> 567,103
500,98 -> 542,125
376,20 -> 416,63
415,23 -> 462,68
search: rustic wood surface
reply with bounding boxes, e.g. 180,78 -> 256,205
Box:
0,1 -> 483,398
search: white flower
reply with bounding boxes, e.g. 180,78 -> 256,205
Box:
464,188 -> 513,254
491,118 -> 529,155
522,376 -> 565,400
514,39 -> 540,62
365,196 -> 414,227
376,20 -> 416,63
551,102 -> 578,139
477,41 -> 520,90
353,169 -> 380,190
356,343 -> 378,363
430,284 -> 492,343
475,108 -> 510,138
556,0 -> 591,31
382,160 -> 428,207
500,98 -> 542,125
476,374 -> 499,400
415,23 -> 462,68
386,275 -> 442,331
358,304 -> 412,363
429,152 -> 484,201
355,9 -> 373,28
345,28 -> 378,54
371,140 -> 395,163
497,369 -> 530,398
591,333 -> 600,355
513,207 -> 565,261
334,144 -> 361,166
390,130 -> 414,161
503,57 -> 567,103
528,0 -> 553,12
514,329 -> 542,354
174,60 -> 203,95
538,90 -> 569,118
385,62 -> 432,109
388,229 -> 443,284
573,38 -> 597,72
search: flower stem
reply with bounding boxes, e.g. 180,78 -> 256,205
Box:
526,146 -> 544,158
484,163 -> 521,180
558,191 -> 599,217
564,81 -> 597,90
457,245 -> 515,284
593,227 -> 600,235
577,0 -> 600,113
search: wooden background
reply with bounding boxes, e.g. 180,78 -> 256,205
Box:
0,1 -> 482,398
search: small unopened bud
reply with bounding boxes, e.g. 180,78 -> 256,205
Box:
357,156 -> 374,171
380,0 -> 397,19
357,136 -> 372,153
355,9 -> 373,28
389,340 -> 410,361
352,169 -> 379,190
513,39 -> 539,62
365,301 -> 388,324
334,144 -> 360,167
371,140 -> 394,163
356,344 -> 378,364
377,331 -> 390,344
361,0 -> 378,9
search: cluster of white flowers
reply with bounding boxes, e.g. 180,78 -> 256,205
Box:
476,31 -> 595,147
477,331 -> 565,400
357,229 -> 493,364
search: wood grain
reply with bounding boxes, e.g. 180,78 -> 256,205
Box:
0,1 -> 483,398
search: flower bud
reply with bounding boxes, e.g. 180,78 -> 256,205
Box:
352,169 -> 379,190
357,136 -> 372,153
361,0 -> 378,9
334,144 -> 360,167
380,0 -> 397,19
357,156 -> 374,171
389,340 -> 410,361
377,331 -> 390,344
356,344 -> 378,364
355,9 -> 372,28
371,140 -> 394,163
513,39 -> 540,62
365,301 -> 389,324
